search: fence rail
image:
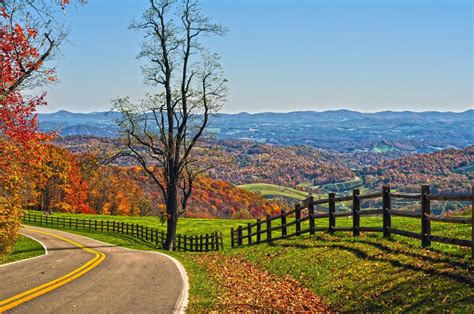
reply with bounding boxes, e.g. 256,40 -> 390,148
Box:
231,184 -> 474,258
22,213 -> 224,252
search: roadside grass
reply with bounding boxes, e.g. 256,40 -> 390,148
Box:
0,235 -> 45,265
237,183 -> 309,201
21,212 -> 473,312
24,210 -> 251,247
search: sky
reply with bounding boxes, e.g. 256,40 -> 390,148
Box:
39,0 -> 473,113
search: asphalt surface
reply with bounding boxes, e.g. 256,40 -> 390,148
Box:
0,226 -> 185,313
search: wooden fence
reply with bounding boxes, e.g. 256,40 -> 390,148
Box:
231,184 -> 474,258
22,212 -> 224,252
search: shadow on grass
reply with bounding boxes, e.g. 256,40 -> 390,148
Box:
271,236 -> 473,287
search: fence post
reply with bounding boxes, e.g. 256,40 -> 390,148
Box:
421,184 -> 431,248
200,235 -> 204,252
382,185 -> 391,237
266,215 -> 272,243
328,193 -> 335,234
238,225 -> 243,246
220,232 -> 224,250
205,234 -> 209,251
352,189 -> 360,237
281,210 -> 287,238
231,228 -> 235,248
308,196 -> 315,234
214,232 -> 217,251
295,204 -> 301,236
256,219 -> 261,244
247,223 -> 252,245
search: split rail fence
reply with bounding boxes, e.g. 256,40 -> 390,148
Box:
231,184 -> 474,258
22,213 -> 224,252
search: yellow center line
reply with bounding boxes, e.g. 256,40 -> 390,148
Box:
0,229 -> 106,312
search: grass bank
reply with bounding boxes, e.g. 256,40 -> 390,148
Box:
0,235 -> 45,265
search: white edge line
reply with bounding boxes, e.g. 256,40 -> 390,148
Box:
23,226 -> 189,313
0,232 -> 49,268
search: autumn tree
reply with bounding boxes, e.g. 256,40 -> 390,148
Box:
0,0 -> 78,254
113,0 -> 227,250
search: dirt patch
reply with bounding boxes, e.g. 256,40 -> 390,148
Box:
194,253 -> 330,312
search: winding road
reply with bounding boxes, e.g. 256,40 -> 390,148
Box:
0,226 -> 188,313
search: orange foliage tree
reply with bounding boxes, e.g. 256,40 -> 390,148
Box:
0,0 -> 78,254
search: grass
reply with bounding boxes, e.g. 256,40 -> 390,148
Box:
0,235 -> 45,265
230,233 -> 473,311
296,181 -> 313,188
371,143 -> 397,153
21,211 -> 474,312
25,210 -> 251,247
238,183 -> 309,201
319,177 -> 363,193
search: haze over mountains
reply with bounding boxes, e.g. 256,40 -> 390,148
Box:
38,109 -> 474,153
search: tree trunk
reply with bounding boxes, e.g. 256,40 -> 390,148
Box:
164,183 -> 178,250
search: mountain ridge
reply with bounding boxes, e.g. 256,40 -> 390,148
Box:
38,109 -> 474,153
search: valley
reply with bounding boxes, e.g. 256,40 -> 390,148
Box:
46,135 -> 473,217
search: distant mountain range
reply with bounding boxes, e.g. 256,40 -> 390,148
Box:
38,109 -> 474,153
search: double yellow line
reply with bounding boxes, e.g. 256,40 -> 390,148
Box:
0,229 -> 106,312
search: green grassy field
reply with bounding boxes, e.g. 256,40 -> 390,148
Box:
21,211 -> 473,312
238,183 -> 309,200
0,235 -> 45,265
24,210 -> 250,247
371,143 -> 397,153
319,177 -> 364,193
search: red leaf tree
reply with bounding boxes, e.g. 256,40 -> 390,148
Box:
0,0 -> 78,254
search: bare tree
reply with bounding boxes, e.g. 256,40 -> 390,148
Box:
113,0 -> 227,250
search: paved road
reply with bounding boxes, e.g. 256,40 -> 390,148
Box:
0,226 -> 187,313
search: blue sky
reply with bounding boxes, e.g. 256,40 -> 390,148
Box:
40,0 -> 473,113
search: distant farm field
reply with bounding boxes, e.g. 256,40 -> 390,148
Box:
237,183 -> 309,201
319,177 -> 364,193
